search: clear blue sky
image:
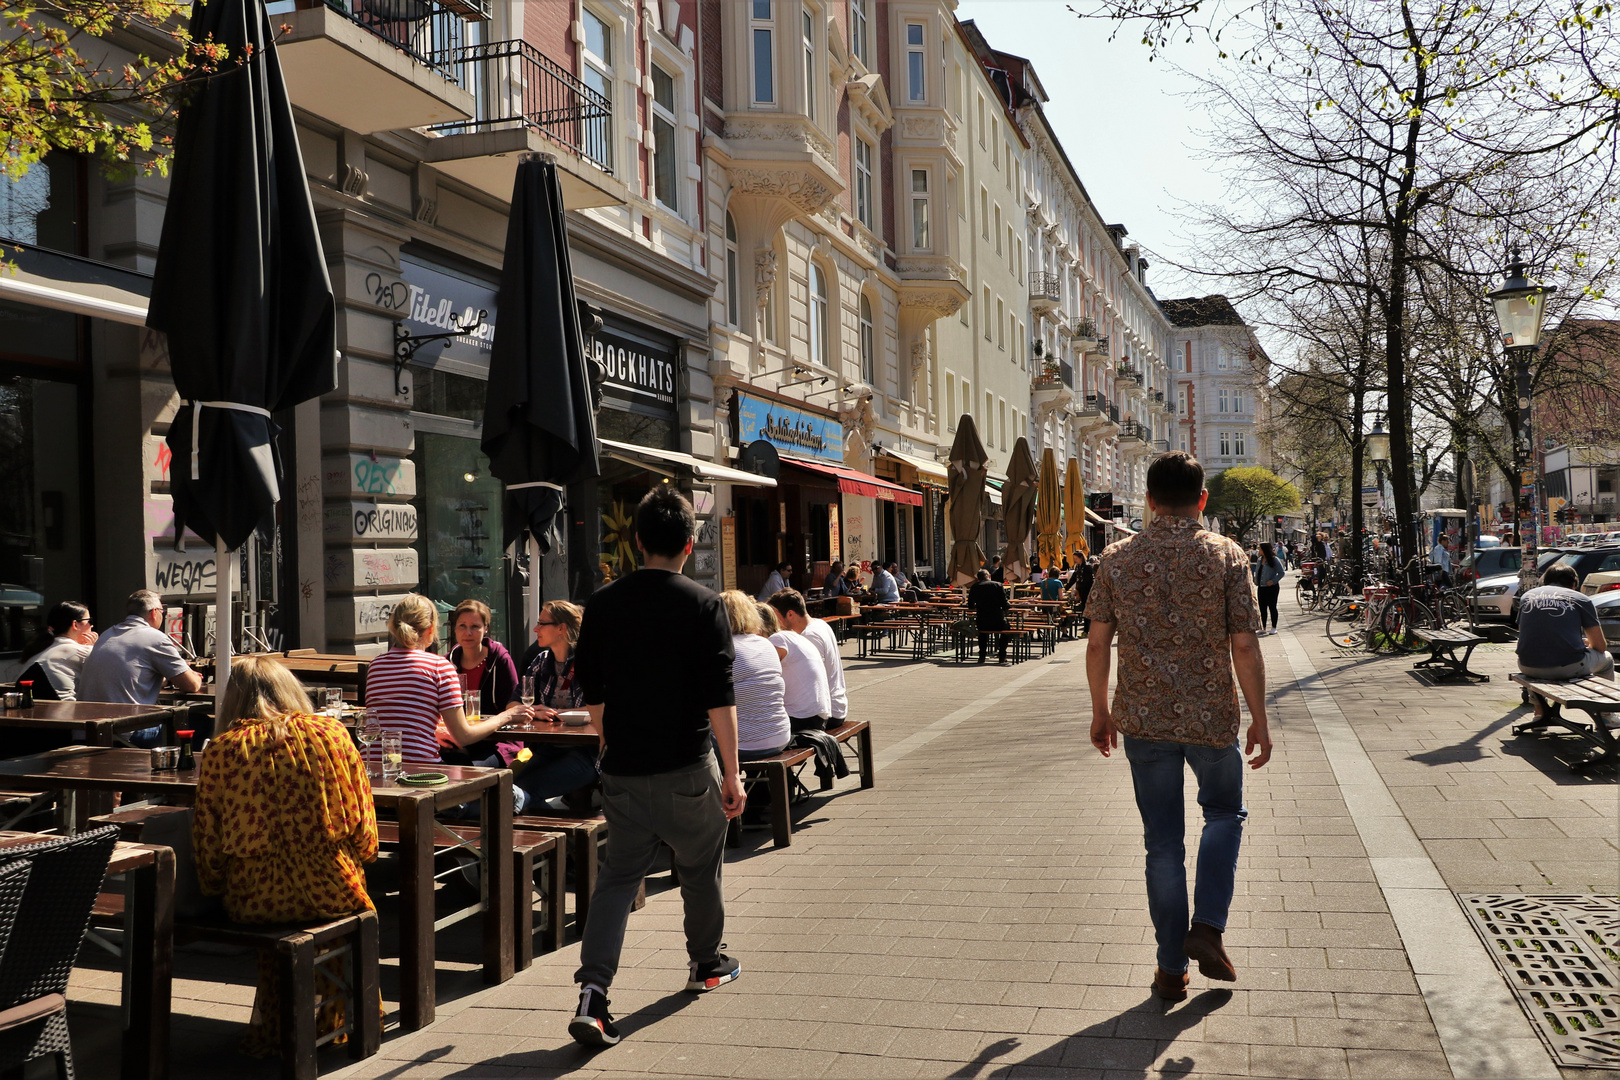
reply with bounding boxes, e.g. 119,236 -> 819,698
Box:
957,1 -> 1223,301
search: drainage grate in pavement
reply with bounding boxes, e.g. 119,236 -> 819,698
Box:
1457,893 -> 1620,1069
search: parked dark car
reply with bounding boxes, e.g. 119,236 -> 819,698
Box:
1457,546 -> 1523,584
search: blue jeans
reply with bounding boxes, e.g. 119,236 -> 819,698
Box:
472,747 -> 598,815
1123,735 -> 1248,974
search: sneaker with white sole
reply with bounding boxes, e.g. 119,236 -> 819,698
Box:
686,952 -> 741,992
568,987 -> 620,1047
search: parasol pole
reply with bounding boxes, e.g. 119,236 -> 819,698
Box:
214,535 -> 233,713
526,534 -> 542,647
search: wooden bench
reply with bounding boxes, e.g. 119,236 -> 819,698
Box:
1509,673 -> 1620,773
1412,626 -> 1490,682
374,820 -> 565,968
826,720 -> 875,791
820,613 -> 856,642
851,621 -> 914,659
734,720 -> 875,849
87,844 -> 379,1080
509,812 -> 648,929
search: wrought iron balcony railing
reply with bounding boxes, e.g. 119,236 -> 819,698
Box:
429,38 -> 614,173
316,0 -> 478,83
1029,271 -> 1062,304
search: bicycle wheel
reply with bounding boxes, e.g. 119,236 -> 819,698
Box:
1324,599 -> 1366,649
1440,591 -> 1469,627
1295,580 -> 1313,612
1379,597 -> 1437,652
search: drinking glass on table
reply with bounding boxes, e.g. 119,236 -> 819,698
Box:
463,690 -> 480,722
324,688 -> 343,718
519,675 -> 535,708
380,732 -> 403,781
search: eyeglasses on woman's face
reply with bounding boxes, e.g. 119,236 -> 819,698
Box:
534,619 -> 559,629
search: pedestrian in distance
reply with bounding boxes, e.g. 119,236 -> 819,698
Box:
1085,451 -> 1272,1004
1254,542 -> 1285,635
569,488 -> 746,1048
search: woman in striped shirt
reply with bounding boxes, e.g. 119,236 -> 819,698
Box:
364,594 -> 516,764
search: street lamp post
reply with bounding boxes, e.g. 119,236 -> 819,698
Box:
1367,416 -> 1391,553
1487,249 -> 1556,565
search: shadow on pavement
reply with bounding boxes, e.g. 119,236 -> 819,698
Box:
946,988 -> 1233,1079
1407,711 -> 1521,765
445,991 -> 700,1076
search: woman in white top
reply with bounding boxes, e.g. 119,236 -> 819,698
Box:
20,601 -> 97,700
717,591 -> 791,760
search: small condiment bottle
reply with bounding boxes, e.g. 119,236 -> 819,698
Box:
16,681 -> 32,708
176,729 -> 195,770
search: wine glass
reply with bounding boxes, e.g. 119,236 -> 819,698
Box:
355,722 -> 380,773
520,676 -> 535,708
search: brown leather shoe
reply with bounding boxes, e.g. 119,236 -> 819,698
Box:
1184,922 -> 1237,981
1152,967 -> 1189,1002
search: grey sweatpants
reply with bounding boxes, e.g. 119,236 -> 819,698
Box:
574,752 -> 728,989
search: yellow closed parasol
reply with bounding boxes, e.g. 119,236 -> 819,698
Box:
1065,455 -> 1088,560
1036,448 -> 1063,572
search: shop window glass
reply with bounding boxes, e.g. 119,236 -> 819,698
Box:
0,375 -> 84,669
0,299 -> 77,364
412,432 -> 507,648
0,152 -> 80,253
412,369 -> 486,421
725,213 -> 740,326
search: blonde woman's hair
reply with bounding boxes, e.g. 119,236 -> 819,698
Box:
389,593 -> 438,649
756,603 -> 781,637
217,655 -> 314,745
718,590 -> 762,636
541,599 -> 584,649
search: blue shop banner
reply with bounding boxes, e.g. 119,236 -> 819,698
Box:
736,392 -> 843,463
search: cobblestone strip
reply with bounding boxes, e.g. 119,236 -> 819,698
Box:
1278,630 -> 1560,1080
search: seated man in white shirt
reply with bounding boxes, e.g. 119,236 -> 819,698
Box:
767,589 -> 848,731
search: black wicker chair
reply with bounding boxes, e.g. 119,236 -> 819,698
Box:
0,827 -> 118,1079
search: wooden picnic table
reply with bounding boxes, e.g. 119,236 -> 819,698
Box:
0,702 -> 182,744
370,763 -> 512,1030
0,830 -> 173,1080
0,746 -> 513,1033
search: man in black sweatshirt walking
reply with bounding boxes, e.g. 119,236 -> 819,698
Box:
568,488 -> 746,1047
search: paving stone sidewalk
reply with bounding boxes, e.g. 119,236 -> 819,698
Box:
323,584 -> 1614,1080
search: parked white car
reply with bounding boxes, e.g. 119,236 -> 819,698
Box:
1470,572 -> 1522,622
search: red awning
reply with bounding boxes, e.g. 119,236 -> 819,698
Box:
782,457 -> 924,506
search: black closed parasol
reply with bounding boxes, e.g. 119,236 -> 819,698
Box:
480,156 -> 600,619
147,0 -> 336,702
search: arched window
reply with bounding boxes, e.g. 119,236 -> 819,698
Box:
810,263 -> 829,367
859,294 -> 875,384
725,213 -> 739,327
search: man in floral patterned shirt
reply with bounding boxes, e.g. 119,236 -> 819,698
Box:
1085,451 -> 1272,1004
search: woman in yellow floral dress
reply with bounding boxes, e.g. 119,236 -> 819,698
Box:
192,655 -> 379,1056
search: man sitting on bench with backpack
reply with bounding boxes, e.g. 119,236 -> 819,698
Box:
1517,564 -> 1614,719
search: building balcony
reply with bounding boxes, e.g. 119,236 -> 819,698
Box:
1073,316 -> 1098,350
1078,394 -> 1120,436
1119,420 -> 1148,445
276,0 -> 478,133
1030,271 -> 1062,315
1032,370 -> 1073,415
894,255 -> 970,320
713,113 -> 844,220
423,39 -> 628,209
1115,362 -> 1141,388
